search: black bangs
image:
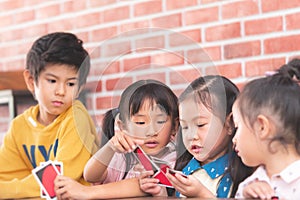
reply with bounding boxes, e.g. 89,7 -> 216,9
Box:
129,83 -> 174,116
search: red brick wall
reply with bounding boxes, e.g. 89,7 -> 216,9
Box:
1,0 -> 300,138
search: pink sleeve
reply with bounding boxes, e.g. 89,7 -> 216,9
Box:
101,153 -> 126,184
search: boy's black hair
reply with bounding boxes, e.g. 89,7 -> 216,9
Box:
26,32 -> 90,87
173,75 -> 254,197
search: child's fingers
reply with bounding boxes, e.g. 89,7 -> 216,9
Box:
166,171 -> 188,184
109,133 -> 131,153
133,163 -> 144,172
122,133 -> 137,151
139,177 -> 159,185
132,138 -> 145,146
244,180 -> 275,199
54,175 -> 64,188
166,172 -> 181,187
139,177 -> 160,192
113,130 -> 137,152
174,173 -> 189,183
54,176 -> 66,197
140,170 -> 154,178
253,186 -> 274,199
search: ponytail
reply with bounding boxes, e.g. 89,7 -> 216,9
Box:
100,108 -> 119,147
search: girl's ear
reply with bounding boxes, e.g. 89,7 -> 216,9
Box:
173,117 -> 179,135
225,112 -> 234,135
23,70 -> 35,94
254,114 -> 271,139
171,118 -> 179,141
115,113 -> 125,131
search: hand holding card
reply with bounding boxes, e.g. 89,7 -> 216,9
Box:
32,160 -> 62,200
167,168 -> 188,178
133,145 -> 173,188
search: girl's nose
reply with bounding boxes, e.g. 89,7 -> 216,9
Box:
185,127 -> 198,141
232,135 -> 237,145
146,123 -> 158,137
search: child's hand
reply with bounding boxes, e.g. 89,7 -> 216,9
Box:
243,179 -> 275,199
109,129 -> 143,153
54,175 -> 90,200
138,170 -> 165,196
166,172 -> 214,198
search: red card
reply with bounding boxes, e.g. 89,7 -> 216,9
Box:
133,145 -> 173,188
32,160 -> 61,199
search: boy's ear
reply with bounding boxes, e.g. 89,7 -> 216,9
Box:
23,70 -> 35,94
254,114 -> 271,139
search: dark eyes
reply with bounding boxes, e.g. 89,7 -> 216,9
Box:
197,124 -> 206,128
181,123 -> 206,130
134,120 -> 166,125
67,82 -> 75,87
47,79 -> 76,87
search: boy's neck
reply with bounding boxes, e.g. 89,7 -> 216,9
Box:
37,111 -> 58,126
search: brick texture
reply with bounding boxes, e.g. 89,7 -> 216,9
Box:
0,0 -> 300,140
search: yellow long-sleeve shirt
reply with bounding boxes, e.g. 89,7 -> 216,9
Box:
0,100 -> 99,199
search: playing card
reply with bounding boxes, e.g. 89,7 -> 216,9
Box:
133,145 -> 173,188
167,168 -> 188,178
39,161 -> 63,198
133,145 -> 160,174
32,160 -> 61,200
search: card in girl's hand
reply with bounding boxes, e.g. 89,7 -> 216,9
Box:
32,160 -> 62,200
133,145 -> 174,188
167,168 -> 188,178
133,145 -> 160,174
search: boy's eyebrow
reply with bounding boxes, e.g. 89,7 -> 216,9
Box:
44,73 -> 78,80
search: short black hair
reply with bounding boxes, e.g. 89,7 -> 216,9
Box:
26,32 -> 90,87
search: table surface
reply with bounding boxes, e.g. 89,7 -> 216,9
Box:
8,197 -> 236,200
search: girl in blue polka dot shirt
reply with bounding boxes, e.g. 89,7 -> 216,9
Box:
139,75 -> 254,198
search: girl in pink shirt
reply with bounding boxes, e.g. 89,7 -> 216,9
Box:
233,74 -> 300,199
55,79 -> 179,199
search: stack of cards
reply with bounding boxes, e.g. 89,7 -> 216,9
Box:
32,160 -> 63,200
133,145 -> 173,188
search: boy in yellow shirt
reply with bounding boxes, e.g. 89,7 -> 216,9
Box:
0,32 -> 99,199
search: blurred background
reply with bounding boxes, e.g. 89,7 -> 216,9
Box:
1,0 -> 300,142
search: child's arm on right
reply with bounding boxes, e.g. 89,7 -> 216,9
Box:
242,180 -> 275,199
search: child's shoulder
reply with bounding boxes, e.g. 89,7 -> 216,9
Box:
57,100 -> 92,124
12,104 -> 38,123
65,100 -> 88,115
72,100 -> 87,111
